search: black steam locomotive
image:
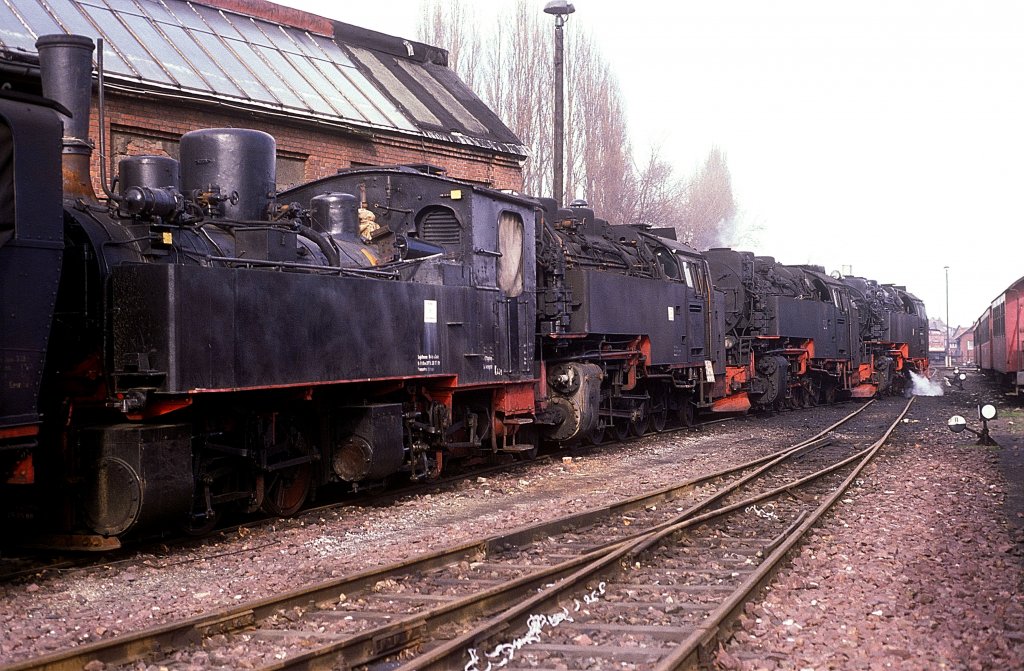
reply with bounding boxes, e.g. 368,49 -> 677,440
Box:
0,35 -> 929,546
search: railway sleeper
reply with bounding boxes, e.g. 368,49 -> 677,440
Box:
554,621 -> 694,640
516,642 -> 668,663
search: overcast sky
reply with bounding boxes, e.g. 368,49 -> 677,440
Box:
274,0 -> 1024,327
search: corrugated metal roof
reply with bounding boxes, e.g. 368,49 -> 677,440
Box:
0,0 -> 526,156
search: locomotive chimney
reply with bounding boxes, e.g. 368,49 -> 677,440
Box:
35,34 -> 97,202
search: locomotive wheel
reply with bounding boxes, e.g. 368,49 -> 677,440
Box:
649,389 -> 669,433
261,462 -> 312,517
630,413 -> 650,437
585,423 -> 607,445
678,401 -> 695,427
514,445 -> 539,461
512,429 -> 540,461
613,419 -> 631,442
650,405 -> 668,433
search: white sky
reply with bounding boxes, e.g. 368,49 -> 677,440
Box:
273,0 -> 1024,327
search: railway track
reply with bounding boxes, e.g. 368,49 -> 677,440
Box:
3,397 -> 913,671
0,411 -> 722,582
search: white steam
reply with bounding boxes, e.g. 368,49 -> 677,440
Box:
909,371 -> 944,397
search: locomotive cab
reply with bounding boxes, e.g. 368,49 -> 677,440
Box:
0,87 -> 65,515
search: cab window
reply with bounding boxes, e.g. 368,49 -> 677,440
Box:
497,211 -> 524,297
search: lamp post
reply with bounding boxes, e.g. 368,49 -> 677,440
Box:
544,0 -> 574,207
945,265 -> 951,367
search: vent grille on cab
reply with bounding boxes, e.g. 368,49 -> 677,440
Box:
419,207 -> 461,246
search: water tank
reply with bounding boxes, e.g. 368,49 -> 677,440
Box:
180,128 -> 276,221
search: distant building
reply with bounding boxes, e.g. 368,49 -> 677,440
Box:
926,318 -> 970,366
928,327 -> 947,366
0,0 -> 526,193
955,327 -> 975,366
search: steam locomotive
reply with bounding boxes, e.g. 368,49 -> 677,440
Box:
0,35 -> 929,546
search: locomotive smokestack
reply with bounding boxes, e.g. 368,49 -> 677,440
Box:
35,34 -> 97,201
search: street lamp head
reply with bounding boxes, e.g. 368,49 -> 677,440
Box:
544,0 -> 576,16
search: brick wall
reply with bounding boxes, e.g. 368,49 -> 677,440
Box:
86,91 -> 524,196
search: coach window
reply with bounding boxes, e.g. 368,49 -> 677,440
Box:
497,211 -> 524,297
994,302 -> 1006,336
0,120 -> 13,248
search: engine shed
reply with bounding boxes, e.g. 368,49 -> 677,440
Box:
0,0 -> 526,193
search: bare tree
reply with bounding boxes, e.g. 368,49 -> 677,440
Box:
417,0 -> 481,88
681,147 -> 736,249
627,145 -> 687,231
564,30 -> 633,220
416,1 -> 678,222
624,145 -> 738,250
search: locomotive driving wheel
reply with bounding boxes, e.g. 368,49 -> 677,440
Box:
183,456 -> 221,536
629,407 -> 650,437
805,379 -> 820,407
585,422 -> 606,445
649,388 -> 668,433
260,418 -> 314,517
262,462 -> 312,517
184,510 -> 219,537
613,418 -> 631,442
677,399 -> 695,427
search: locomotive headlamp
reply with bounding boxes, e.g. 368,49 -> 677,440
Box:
724,335 -> 738,350
947,415 -> 967,433
979,403 -> 998,421
958,372 -> 967,382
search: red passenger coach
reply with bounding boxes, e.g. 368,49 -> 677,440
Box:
974,276 -> 1024,394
